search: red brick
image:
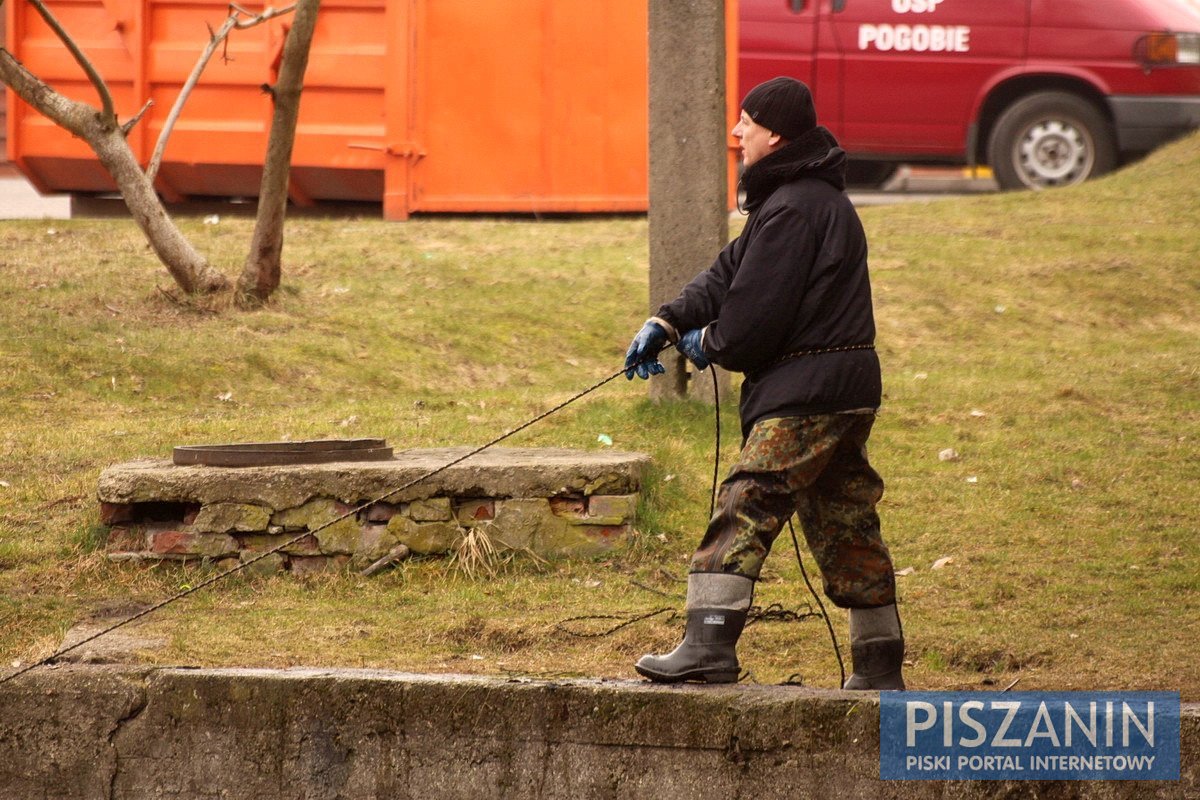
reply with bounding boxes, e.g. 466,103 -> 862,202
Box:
549,496 -> 586,517
99,502 -> 135,525
454,499 -> 495,524
150,530 -> 196,555
363,502 -> 401,523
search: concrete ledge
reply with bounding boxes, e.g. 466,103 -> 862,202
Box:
98,447 -> 649,508
1,665 -> 1196,799
96,447 -> 650,568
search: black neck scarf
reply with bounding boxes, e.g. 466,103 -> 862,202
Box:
740,126 -> 848,213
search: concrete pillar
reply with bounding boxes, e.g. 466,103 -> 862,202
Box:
648,0 -> 731,402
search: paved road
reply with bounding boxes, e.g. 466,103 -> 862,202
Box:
0,173 -> 71,220
0,165 -> 998,221
851,164 -> 997,205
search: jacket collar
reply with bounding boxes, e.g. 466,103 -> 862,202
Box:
741,126 -> 847,212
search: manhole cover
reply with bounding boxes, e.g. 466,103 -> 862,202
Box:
173,438 -> 394,467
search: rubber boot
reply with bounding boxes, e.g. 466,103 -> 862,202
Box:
842,604 -> 906,690
634,573 -> 753,684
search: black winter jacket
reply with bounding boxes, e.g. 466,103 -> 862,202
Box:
656,126 -> 881,439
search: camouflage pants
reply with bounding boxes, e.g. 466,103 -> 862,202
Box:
690,414 -> 896,609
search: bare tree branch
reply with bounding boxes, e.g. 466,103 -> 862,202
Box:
0,49 -> 99,138
121,99 -> 155,137
146,15 -> 238,183
236,4 -> 297,28
147,4 -> 297,183
27,0 -> 116,122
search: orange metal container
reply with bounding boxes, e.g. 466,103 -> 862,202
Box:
6,0 -> 737,218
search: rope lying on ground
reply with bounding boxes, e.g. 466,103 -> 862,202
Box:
0,365 -> 631,688
554,601 -> 821,638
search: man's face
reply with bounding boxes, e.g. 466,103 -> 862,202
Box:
732,111 -> 782,168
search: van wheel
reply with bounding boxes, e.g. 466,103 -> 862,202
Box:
845,160 -> 898,189
987,91 -> 1117,190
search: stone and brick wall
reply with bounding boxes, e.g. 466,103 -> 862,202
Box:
97,447 -> 649,574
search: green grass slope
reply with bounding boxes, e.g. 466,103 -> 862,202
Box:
1,132 -> 1196,693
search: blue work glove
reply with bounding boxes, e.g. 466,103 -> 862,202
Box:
676,328 -> 710,370
624,320 -> 670,380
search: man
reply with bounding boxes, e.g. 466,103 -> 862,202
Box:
624,76 -> 904,690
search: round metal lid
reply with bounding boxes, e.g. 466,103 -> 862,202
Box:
172,438 -> 394,467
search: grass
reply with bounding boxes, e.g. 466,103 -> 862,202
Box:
1,133 -> 1197,695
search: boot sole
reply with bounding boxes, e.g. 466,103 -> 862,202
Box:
843,671 -> 906,691
634,664 -> 739,684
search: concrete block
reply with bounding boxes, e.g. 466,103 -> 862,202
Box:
236,532 -> 321,556
387,516 -> 462,555
358,525 -> 400,561
409,497 -> 453,522
191,502 -> 271,533
586,494 -> 638,525
96,448 -> 650,566
149,530 -> 238,558
98,448 -> 649,508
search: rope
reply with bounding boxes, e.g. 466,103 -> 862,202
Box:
789,517 -> 846,687
708,370 -> 720,521
3,347 -> 848,689
0,364 -> 632,687
555,602 -> 819,639
556,607 -> 679,638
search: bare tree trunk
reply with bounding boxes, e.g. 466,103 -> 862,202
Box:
236,0 -> 321,305
93,128 -> 229,294
0,47 -> 228,294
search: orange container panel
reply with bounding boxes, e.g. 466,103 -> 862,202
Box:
6,0 -> 733,216
407,0 -> 649,214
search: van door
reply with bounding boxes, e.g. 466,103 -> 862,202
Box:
825,0 -> 1029,157
739,0 -> 822,108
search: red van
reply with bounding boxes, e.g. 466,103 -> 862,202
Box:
739,0 -> 1200,189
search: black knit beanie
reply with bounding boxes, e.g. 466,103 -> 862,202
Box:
741,76 -> 817,141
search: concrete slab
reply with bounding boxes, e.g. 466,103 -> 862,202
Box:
1,665 -> 1196,799
98,447 -> 651,508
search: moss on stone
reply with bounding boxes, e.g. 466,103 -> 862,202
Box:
386,516 -> 462,555
358,525 -> 401,561
407,497 -> 453,522
192,503 -> 271,534
270,498 -> 361,555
